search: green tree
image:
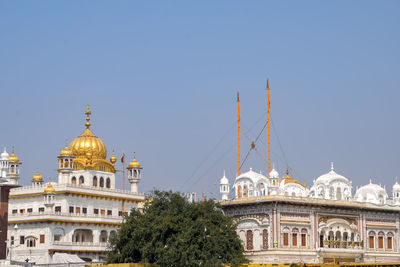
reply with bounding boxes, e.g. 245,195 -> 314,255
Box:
107,191 -> 247,267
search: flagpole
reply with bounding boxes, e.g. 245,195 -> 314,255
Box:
122,151 -> 125,213
267,79 -> 271,174
237,91 -> 240,176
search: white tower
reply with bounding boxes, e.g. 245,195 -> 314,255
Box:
127,154 -> 142,193
393,181 -> 400,204
32,171 -> 44,187
220,171 -> 230,200
44,183 -> 56,212
7,148 -> 21,185
268,166 -> 280,195
57,142 -> 75,184
0,148 -> 9,179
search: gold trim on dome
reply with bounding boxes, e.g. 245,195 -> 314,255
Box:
67,105 -> 116,173
32,172 -> 43,182
44,183 -> 56,193
128,152 -> 141,168
279,170 -> 306,187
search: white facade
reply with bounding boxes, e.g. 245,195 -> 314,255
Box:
6,106 -> 145,264
219,163 -> 400,264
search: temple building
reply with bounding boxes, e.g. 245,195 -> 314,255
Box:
219,164 -> 400,264
6,105 -> 145,264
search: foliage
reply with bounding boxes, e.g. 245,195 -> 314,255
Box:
108,191 -> 247,267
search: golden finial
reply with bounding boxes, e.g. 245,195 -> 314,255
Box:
85,104 -> 91,129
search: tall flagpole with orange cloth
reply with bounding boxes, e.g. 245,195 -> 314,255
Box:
121,152 -> 125,212
267,79 -> 271,174
237,91 -> 240,176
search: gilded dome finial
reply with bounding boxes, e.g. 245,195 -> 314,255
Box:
85,104 -> 91,129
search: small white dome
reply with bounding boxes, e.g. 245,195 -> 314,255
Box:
220,171 -> 229,185
393,181 -> 400,191
355,181 -> 388,205
314,163 -> 349,185
269,168 -> 279,179
0,148 -> 9,160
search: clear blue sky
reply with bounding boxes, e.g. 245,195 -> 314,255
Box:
1,1 -> 399,199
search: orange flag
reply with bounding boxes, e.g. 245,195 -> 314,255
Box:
121,153 -> 125,164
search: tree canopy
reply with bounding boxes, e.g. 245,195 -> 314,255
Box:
107,191 -> 247,266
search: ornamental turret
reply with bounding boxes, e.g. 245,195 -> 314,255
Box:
219,171 -> 230,200
0,148 -> 9,179
127,153 -> 142,193
57,140 -> 75,184
7,147 -> 21,185
268,166 -> 280,195
44,183 -> 56,211
393,181 -> 400,204
32,171 -> 43,187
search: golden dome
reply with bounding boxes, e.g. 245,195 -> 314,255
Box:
59,145 -> 74,157
44,183 -> 55,193
8,152 -> 19,163
281,170 -> 305,187
129,154 -> 141,168
32,172 -> 43,182
110,153 -> 117,164
69,105 -> 107,160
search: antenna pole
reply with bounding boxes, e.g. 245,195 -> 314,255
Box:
237,91 -> 241,175
267,79 -> 271,175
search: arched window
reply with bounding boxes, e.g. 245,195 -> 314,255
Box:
243,185 -> 248,198
93,176 -> 98,187
336,187 -> 342,200
79,176 -> 84,185
262,229 -> 268,250
106,178 -> 111,188
246,230 -> 253,250
71,177 -> 76,185
378,231 -> 384,249
301,229 -> 308,247
369,231 -> 376,249
283,227 -> 290,247
292,228 -> 299,247
100,177 -> 104,187
387,232 -> 394,250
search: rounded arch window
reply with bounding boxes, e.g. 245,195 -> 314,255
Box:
79,176 -> 84,185
93,176 -> 98,187
71,177 -> 76,185
100,177 -> 104,187
106,178 -> 111,188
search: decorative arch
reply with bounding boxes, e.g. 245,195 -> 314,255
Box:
93,176 -> 98,187
100,177 -> 104,187
106,178 -> 111,188
79,176 -> 84,185
71,177 -> 76,184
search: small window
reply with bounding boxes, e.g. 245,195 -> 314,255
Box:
20,209 -> 25,214
82,207 -> 87,214
69,206 -> 74,213
100,177 -> 104,187
301,234 -> 306,247
20,236 -> 25,245
79,176 -> 84,185
378,236 -> 384,249
71,177 -> 76,184
106,178 -> 111,188
55,206 -> 61,212
76,207 -> 81,214
118,211 -> 123,216
369,236 -> 375,249
292,233 -> 297,247
27,238 -> 36,247
27,208 -> 33,213
12,209 -> 17,214
94,208 -> 99,215
107,210 -> 112,216
54,235 -> 61,241
40,235 -> 45,244
101,209 -> 105,215
283,233 -> 289,246
10,236 -> 14,246
93,176 -> 98,187
39,207 -> 45,212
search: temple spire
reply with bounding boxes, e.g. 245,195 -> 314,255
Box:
85,104 -> 91,129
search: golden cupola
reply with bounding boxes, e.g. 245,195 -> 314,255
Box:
44,183 -> 56,193
129,153 -> 141,168
67,105 -> 116,173
33,172 -> 43,182
8,152 -> 20,163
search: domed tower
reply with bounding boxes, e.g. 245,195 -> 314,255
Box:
268,166 -> 280,195
392,181 -> 400,204
32,171 -> 43,187
220,171 -> 230,200
0,148 -> 9,179
57,141 -> 75,184
7,148 -> 21,185
127,153 -> 142,193
44,183 -> 56,212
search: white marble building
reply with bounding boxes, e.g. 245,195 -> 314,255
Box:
219,164 -> 400,264
6,105 -> 145,264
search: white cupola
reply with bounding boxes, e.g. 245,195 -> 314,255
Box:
0,147 -> 9,179
127,153 -> 142,193
268,165 -> 280,195
220,171 -> 230,200
392,180 -> 400,204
